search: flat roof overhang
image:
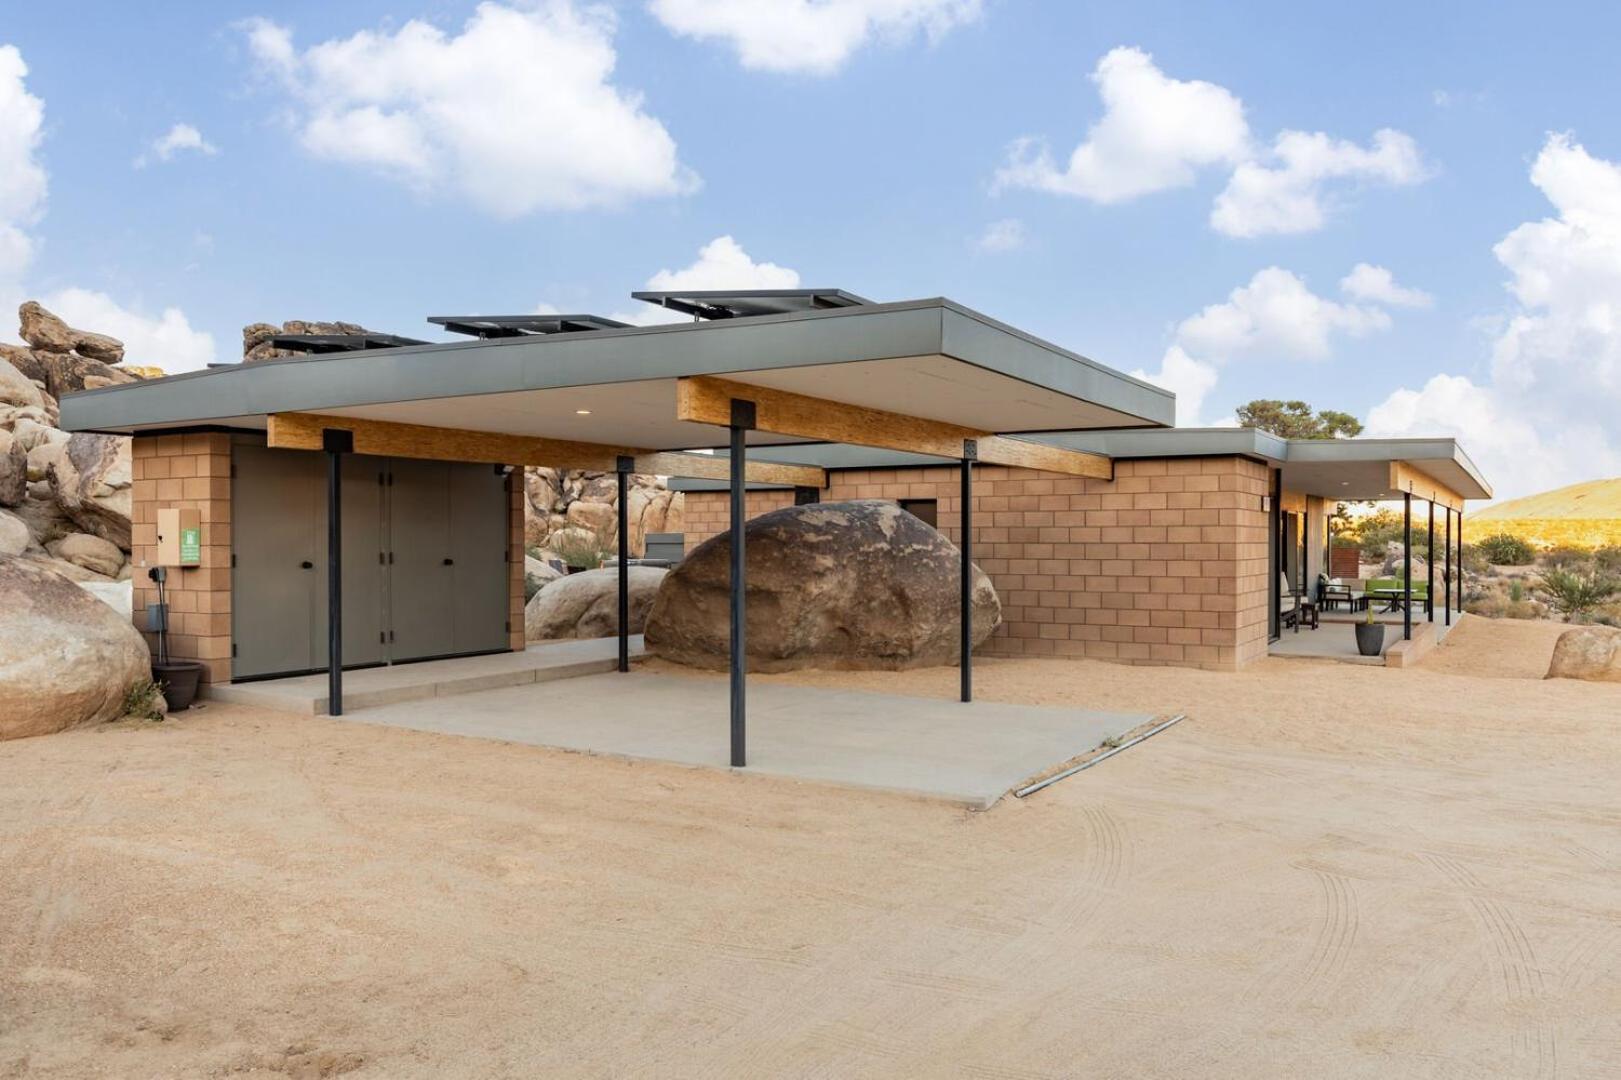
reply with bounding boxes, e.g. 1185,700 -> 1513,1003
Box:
669,427 -> 1493,502
58,299 -> 1174,452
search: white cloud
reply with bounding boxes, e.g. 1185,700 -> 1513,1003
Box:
1136,266 -> 1406,426
1176,266 -> 1389,360
43,288 -> 217,372
0,44 -> 46,290
1367,134 -> 1621,501
1339,262 -> 1433,308
536,235 -> 800,325
134,123 -> 218,168
648,0 -> 981,75
975,217 -> 1027,252
242,3 -> 697,216
995,46 -> 1426,236
1211,129 -> 1426,237
1131,346 -> 1218,427
994,46 -> 1248,203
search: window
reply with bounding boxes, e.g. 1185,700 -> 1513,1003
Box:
899,499 -> 938,528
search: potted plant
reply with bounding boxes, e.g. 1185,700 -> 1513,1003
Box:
147,567 -> 206,711
1354,603 -> 1385,657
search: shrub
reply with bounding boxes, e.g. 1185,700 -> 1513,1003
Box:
548,522 -> 616,570
1542,544 -> 1593,571
1535,568 -> 1621,620
1476,533 -> 1535,566
1594,545 -> 1621,575
120,679 -> 166,722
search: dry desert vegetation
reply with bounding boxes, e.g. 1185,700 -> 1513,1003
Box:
3,616 -> 1620,1078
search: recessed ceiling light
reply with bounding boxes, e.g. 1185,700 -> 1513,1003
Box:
575,409 -> 591,415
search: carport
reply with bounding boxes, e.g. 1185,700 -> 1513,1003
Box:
61,291 -> 1173,770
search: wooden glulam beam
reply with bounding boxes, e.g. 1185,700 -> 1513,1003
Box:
265,412 -> 826,488
1389,461 -> 1464,513
675,375 -> 1113,480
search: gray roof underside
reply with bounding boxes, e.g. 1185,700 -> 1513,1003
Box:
670,427 -> 1492,501
59,298 -> 1174,444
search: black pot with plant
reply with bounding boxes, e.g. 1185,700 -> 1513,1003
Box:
1354,604 -> 1386,657
147,566 -> 206,711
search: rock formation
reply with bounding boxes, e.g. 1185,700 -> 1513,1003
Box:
242,319 -> 370,363
524,565 -> 667,641
1546,626 -> 1621,683
0,302 -> 142,595
523,466 -> 682,560
0,556 -> 152,740
645,500 -> 1001,672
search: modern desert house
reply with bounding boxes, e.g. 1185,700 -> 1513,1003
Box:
60,290 -> 1489,753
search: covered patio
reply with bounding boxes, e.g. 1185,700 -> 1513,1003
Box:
61,290 -> 1173,783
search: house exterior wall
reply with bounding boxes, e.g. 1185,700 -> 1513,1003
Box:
130,432 -> 234,685
680,455 -> 1272,671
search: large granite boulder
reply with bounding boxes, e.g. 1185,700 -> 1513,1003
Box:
0,556 -> 152,741
0,509 -> 27,556
0,352 -> 46,409
47,531 -> 126,578
523,554 -> 563,601
645,500 -> 1001,672
19,301 -> 125,363
46,433 -> 131,549
524,566 -> 667,641
1546,626 -> 1621,683
1,342 -> 134,400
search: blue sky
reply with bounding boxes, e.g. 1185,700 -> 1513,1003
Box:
3,1 -> 1620,500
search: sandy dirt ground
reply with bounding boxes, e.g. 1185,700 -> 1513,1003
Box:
3,615 -> 1620,1078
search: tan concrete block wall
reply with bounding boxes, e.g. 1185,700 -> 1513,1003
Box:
682,489 -> 797,552
508,470 -> 526,651
682,456 -> 1273,671
130,433 -> 233,684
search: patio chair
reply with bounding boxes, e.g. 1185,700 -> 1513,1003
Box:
1279,572 -> 1302,633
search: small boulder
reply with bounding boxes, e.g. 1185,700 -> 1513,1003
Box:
565,499 -> 616,536
0,354 -> 45,409
524,566 -> 666,641
523,554 -> 562,601
0,509 -> 28,557
47,531 -> 126,578
1546,626 -> 1621,684
0,430 -> 25,506
0,556 -> 152,741
645,500 -> 1002,672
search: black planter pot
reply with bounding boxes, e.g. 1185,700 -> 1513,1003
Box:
152,660 -> 205,712
1354,621 -> 1386,657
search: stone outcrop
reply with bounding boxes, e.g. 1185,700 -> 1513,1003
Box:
523,465 -> 683,558
19,301 -> 125,363
645,500 -> 1001,672
48,531 -> 126,578
0,429 -> 25,506
243,319 -> 368,363
1,340 -> 138,400
0,509 -> 28,557
524,566 -> 667,641
1546,626 -> 1621,683
0,556 -> 152,741
46,433 -> 132,550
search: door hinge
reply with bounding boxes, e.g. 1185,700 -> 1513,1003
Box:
230,553 -> 237,568
389,630 -> 396,643
504,620 -> 511,633
231,643 -> 238,657
379,631 -> 386,644
230,463 -> 237,478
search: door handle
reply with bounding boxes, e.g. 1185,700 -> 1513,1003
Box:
443,558 -> 455,566
300,561 -> 314,570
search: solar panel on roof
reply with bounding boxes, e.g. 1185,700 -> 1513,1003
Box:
269,333 -> 429,354
628,289 -> 871,321
428,314 -> 630,338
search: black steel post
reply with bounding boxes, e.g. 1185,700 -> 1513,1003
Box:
1403,492 -> 1413,641
960,442 -> 976,704
729,400 -> 755,768
1457,510 -> 1465,616
1444,507 -> 1453,626
616,456 -> 631,673
323,429 -> 352,716
1426,501 -> 1436,622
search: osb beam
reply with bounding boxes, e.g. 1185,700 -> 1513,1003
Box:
675,375 -> 1113,480
1389,461 -> 1464,513
266,412 -> 826,488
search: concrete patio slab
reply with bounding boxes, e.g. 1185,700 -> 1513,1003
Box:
339,670 -> 1152,809
205,637 -> 645,715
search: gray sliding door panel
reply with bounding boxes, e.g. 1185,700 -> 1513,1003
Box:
231,444 -> 322,678
313,454 -> 388,668
387,458 -> 457,661
449,464 -> 512,654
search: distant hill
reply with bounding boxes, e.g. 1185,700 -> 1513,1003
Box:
1472,478 -> 1621,548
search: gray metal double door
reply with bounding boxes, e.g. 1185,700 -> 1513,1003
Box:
232,444 -> 509,680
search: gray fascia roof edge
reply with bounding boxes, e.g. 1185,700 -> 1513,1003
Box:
57,297 -> 1175,433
